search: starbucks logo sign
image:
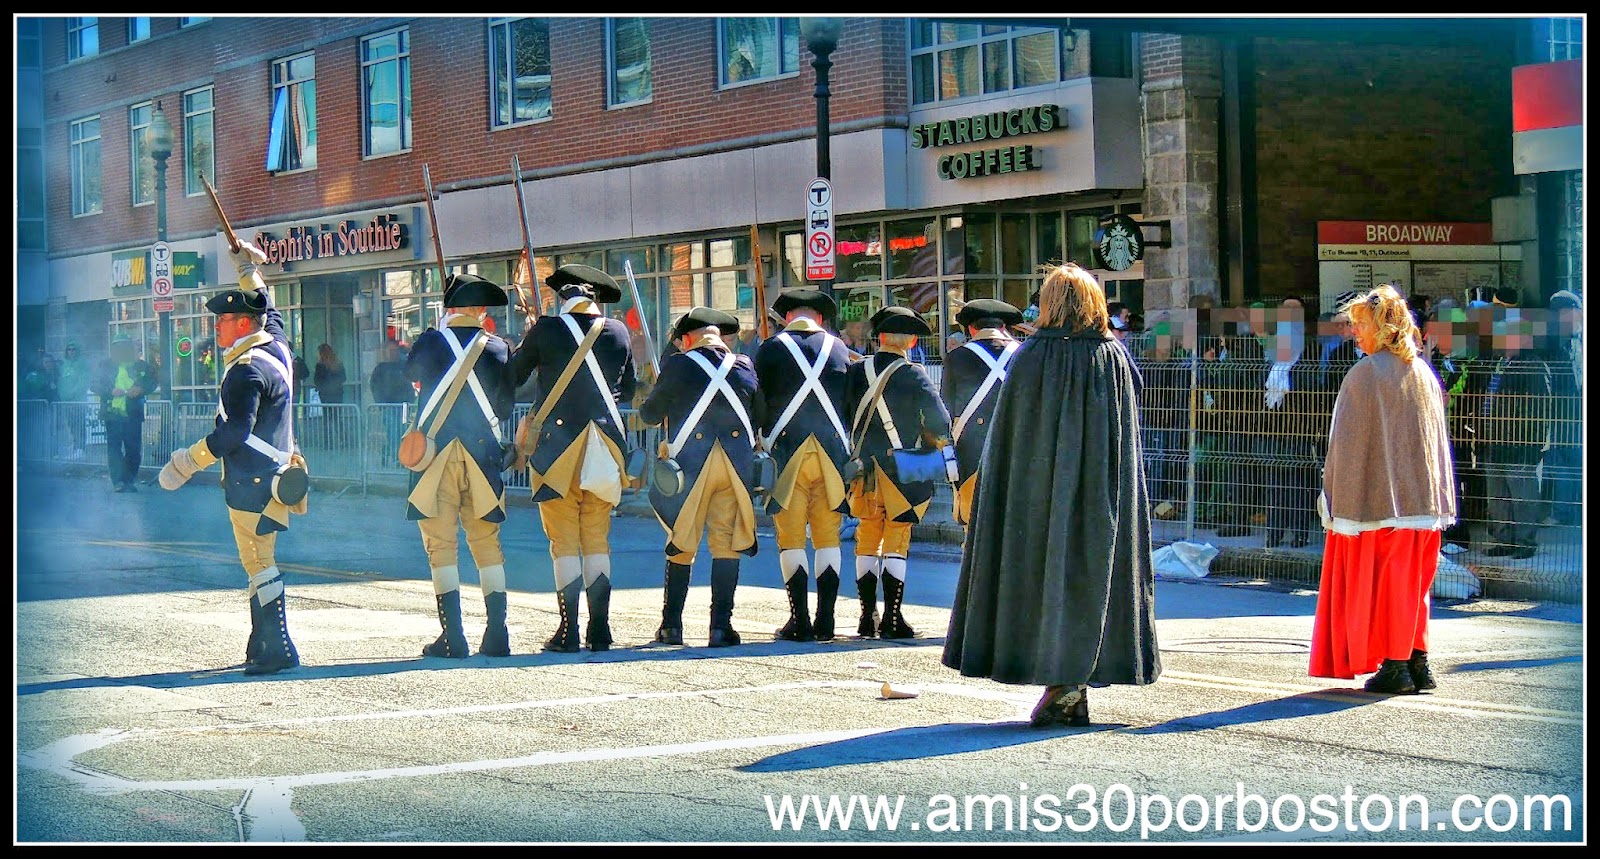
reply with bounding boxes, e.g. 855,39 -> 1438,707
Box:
1096,215 -> 1144,272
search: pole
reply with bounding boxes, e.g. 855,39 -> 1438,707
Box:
812,41 -> 835,301
750,225 -> 771,341
510,154 -> 539,321
421,164 -> 448,297
154,148 -> 173,406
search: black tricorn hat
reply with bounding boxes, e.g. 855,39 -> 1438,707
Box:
443,272 -> 510,308
870,305 -> 931,336
956,298 -> 1023,328
546,263 -> 622,304
671,306 -> 741,341
205,288 -> 268,316
772,288 -> 837,319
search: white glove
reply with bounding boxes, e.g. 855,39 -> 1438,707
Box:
229,240 -> 270,281
158,447 -> 202,490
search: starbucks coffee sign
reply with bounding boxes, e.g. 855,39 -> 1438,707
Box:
1096,215 -> 1143,272
911,104 -> 1065,181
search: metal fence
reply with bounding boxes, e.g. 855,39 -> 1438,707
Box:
19,356 -> 1583,603
1128,350 -> 1583,603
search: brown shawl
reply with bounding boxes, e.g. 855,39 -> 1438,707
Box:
1319,350 -> 1457,534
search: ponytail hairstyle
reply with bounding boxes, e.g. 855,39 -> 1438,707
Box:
1342,283 -> 1421,362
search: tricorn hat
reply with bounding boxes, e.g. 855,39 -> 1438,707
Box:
205,288 -> 269,316
671,306 -> 741,341
443,272 -> 510,308
546,263 -> 622,304
772,288 -> 837,319
956,298 -> 1023,328
870,305 -> 932,336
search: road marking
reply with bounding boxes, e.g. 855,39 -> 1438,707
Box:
19,680 -> 1035,842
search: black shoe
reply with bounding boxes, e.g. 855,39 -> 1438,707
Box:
585,577 -> 613,652
1407,649 -> 1437,691
479,591 -> 511,657
422,590 -> 471,659
1216,525 -> 1250,538
124,482 -> 138,493
813,569 -> 840,642
1363,659 -> 1417,694
856,572 -> 879,638
878,573 -> 917,640
655,561 -> 691,646
543,580 -> 582,653
113,483 -> 128,493
1029,685 -> 1087,728
245,582 -> 300,676
707,558 -> 741,648
775,574 -> 815,642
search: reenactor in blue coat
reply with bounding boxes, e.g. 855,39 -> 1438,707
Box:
509,264 -> 636,653
754,288 -> 853,642
159,242 -> 306,675
638,307 -> 761,648
940,299 -> 1024,531
404,273 -> 519,658
844,306 -> 955,639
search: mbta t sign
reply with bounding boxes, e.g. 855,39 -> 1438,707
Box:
151,241 -> 174,313
804,178 -> 835,282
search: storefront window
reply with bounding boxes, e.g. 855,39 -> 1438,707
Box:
1036,212 -> 1063,267
835,223 -> 883,284
1001,214 -> 1031,274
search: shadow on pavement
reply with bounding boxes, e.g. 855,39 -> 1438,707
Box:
16,637 -> 949,697
1445,655 -> 1583,674
738,720 -> 1113,772
1126,690 -> 1376,734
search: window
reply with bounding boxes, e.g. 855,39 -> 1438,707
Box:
183,87 -> 214,197
179,16 -> 211,27
19,127 -> 46,250
911,22 -> 1074,105
268,53 -> 317,172
488,18 -> 550,128
719,18 -> 801,86
130,102 -> 154,206
1544,16 -> 1583,61
607,18 -> 651,107
18,17 -> 41,67
70,116 -> 102,216
128,17 -> 150,43
362,28 -> 412,155
67,17 -> 98,61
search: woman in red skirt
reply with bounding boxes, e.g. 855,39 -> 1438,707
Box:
1311,284 -> 1457,694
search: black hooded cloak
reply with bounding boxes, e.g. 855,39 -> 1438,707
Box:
942,328 -> 1161,687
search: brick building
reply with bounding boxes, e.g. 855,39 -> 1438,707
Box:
16,15 -> 1579,405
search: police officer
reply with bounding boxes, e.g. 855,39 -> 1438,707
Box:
404,273 -> 518,658
509,264 -> 636,653
754,288 -> 853,642
158,242 -> 304,675
844,306 -> 954,639
638,307 -> 761,648
940,298 -> 1023,531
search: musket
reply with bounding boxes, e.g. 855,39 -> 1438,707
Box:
750,224 -> 771,341
623,259 -> 660,380
421,164 -> 449,293
509,154 -> 540,321
198,171 -> 241,253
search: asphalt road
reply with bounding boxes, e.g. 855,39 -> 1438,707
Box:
14,473 -> 1586,844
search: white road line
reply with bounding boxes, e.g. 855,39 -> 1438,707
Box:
1159,671 -> 1581,725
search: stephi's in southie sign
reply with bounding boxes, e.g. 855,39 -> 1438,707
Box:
253,211 -> 413,271
911,104 -> 1064,180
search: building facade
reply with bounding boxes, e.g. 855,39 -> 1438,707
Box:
20,15 -> 1579,406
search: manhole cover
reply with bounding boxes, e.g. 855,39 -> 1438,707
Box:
1161,638 -> 1310,654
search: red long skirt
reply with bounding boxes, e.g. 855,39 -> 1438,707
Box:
1309,528 -> 1441,680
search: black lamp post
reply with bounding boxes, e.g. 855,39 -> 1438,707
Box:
801,17 -> 842,300
150,101 -> 175,402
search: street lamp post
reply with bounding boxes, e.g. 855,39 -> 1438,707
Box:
150,102 -> 175,402
801,17 -> 842,301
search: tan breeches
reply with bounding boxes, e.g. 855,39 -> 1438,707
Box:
851,489 -> 912,558
416,451 -> 506,569
228,508 -> 279,577
771,449 -> 843,552
538,463 -> 615,559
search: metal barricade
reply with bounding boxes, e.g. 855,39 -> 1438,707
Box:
16,399 -> 53,462
50,401 -> 101,463
293,401 -> 363,480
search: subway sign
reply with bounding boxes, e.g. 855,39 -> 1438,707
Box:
111,249 -> 205,298
911,103 -> 1065,180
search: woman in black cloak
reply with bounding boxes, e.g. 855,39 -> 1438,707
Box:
942,263 -> 1161,727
